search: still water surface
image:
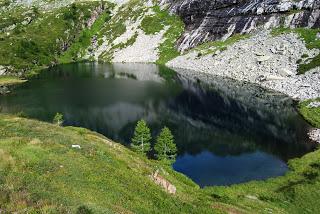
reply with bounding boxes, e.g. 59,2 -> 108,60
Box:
0,62 -> 315,187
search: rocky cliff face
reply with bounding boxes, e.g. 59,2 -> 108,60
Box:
169,0 -> 320,51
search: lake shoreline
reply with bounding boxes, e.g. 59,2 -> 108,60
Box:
166,31 -> 320,144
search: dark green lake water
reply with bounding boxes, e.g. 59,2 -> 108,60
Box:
0,62 -> 316,187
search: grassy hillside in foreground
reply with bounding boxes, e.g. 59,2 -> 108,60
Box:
0,106 -> 320,213
0,114 -> 218,214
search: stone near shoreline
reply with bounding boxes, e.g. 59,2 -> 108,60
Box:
307,101 -> 320,108
308,129 -> 320,144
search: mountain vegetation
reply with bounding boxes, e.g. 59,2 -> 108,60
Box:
0,0 -> 320,213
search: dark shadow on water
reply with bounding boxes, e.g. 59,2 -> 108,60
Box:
0,62 -> 316,187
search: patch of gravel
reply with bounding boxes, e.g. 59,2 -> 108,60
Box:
167,30 -> 320,101
260,68 -> 320,100
112,27 -> 168,63
308,129 -> 320,143
91,1 -> 167,63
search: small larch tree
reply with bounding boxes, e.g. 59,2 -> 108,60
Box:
53,112 -> 64,126
131,119 -> 152,154
154,127 -> 177,162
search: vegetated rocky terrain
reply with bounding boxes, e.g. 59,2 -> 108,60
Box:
0,0 -> 320,213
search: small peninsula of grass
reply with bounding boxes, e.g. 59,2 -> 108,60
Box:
298,98 -> 320,128
0,76 -> 26,86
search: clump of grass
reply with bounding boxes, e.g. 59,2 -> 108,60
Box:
298,98 -> 320,128
140,7 -> 167,35
112,32 -> 138,50
190,34 -> 250,56
152,6 -> 184,64
0,76 -> 26,86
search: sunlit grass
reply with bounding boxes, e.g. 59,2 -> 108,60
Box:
0,76 -> 26,86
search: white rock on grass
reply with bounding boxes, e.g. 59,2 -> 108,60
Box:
71,145 -> 81,149
308,129 -> 320,143
307,101 -> 320,108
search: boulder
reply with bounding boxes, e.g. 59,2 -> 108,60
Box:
0,66 -> 5,75
150,170 -> 176,194
307,101 -> 320,108
265,75 -> 286,81
279,68 -> 294,77
257,55 -> 271,62
71,145 -> 81,149
256,7 -> 264,15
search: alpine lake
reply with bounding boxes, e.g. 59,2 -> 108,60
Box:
0,62 -> 316,187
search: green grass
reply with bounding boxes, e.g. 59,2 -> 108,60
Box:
1,105 -> 320,213
140,6 -> 169,35
272,27 -> 320,74
153,6 -> 185,64
0,114 -> 218,213
95,1 -> 185,64
0,2 -> 103,74
190,34 -> 250,56
298,98 -> 320,128
59,7 -> 113,63
0,76 -> 26,86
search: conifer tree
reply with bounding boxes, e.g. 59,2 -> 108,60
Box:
131,119 -> 152,154
154,127 -> 177,162
53,112 -> 64,126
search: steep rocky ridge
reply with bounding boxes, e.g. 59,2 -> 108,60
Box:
168,0 -> 320,51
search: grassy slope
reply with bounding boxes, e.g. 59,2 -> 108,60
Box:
0,104 -> 320,213
0,114 -> 218,214
58,3 -> 113,63
0,1 -> 102,75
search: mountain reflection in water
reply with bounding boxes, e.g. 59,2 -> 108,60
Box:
0,62 -> 316,186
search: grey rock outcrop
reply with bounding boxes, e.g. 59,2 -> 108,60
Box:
150,170 -> 176,194
169,0 -> 320,51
